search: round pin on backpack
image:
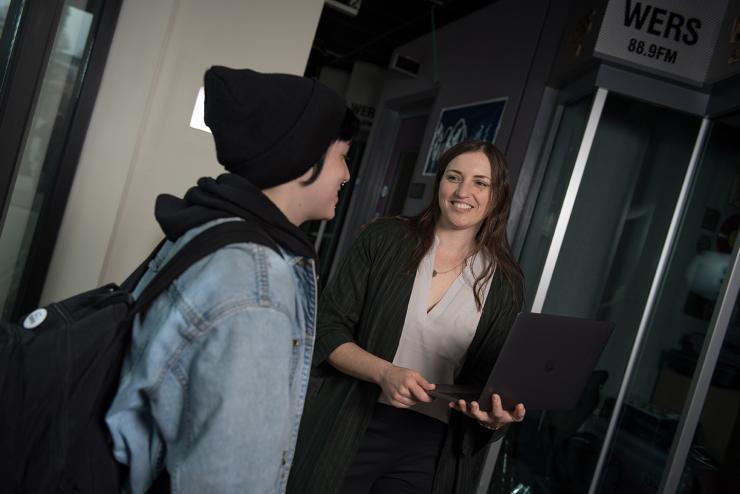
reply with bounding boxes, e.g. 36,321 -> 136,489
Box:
23,308 -> 48,330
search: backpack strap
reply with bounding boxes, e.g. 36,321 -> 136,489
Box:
131,221 -> 280,316
120,239 -> 167,293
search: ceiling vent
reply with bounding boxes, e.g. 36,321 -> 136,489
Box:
389,52 -> 421,77
325,0 -> 362,17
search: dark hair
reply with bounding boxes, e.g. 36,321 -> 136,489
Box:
301,108 -> 360,185
406,139 -> 523,310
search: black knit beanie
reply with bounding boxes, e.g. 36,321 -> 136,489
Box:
203,66 -> 348,189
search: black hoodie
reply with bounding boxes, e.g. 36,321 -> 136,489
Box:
154,173 -> 316,261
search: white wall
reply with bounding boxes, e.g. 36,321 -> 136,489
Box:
41,0 -> 325,303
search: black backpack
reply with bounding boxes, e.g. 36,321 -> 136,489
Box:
0,221 -> 278,494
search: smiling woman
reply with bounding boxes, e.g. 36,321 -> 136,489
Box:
288,139 -> 525,494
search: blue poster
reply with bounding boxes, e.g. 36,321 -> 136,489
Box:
423,97 -> 507,176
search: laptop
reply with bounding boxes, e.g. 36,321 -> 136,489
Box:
429,312 -> 614,411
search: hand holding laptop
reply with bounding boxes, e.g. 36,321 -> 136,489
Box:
449,393 -> 525,430
378,364 -> 525,430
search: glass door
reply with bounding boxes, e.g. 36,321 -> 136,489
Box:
590,115 -> 740,494
643,115 -> 740,494
0,0 -> 120,319
488,90 -> 704,493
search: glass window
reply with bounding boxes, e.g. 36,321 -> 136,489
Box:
489,92 -> 702,493
593,117 -> 740,494
0,0 -> 11,32
662,118 -> 740,493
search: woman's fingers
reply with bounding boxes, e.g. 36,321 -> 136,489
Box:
383,367 -> 436,402
390,395 -> 415,408
388,384 -> 426,408
451,400 -> 489,422
449,394 -> 528,428
391,399 -> 413,408
490,394 -> 505,422
493,395 -> 525,422
409,381 -> 434,402
468,400 -> 486,420
396,369 -> 435,403
448,399 -> 469,413
416,374 -> 436,391
512,403 -> 526,421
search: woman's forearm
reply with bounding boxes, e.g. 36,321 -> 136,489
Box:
328,342 -> 436,407
327,342 -> 392,385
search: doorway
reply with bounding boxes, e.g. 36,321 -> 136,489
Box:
373,113 -> 428,218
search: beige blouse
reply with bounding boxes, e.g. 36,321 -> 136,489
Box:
379,237 -> 494,423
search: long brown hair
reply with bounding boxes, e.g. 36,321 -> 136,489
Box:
406,139 -> 523,310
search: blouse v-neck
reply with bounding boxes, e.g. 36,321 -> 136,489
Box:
424,237 -> 466,315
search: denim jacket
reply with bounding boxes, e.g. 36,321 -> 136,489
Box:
106,218 -> 317,493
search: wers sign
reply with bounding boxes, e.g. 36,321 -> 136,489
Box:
595,0 -> 739,85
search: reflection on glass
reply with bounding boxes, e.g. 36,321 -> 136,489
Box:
0,0 -> 11,35
489,93 -> 702,493
669,119 -> 740,492
0,3 -> 94,317
0,0 -> 17,86
519,96 -> 592,309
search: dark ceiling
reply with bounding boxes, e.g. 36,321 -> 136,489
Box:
305,0 -> 497,77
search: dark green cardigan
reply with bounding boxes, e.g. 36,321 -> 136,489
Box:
287,218 -> 523,494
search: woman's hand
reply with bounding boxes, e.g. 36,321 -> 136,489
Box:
450,393 -> 525,430
378,365 -> 436,408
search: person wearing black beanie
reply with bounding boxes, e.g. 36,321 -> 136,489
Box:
106,66 -> 359,494
204,66 -> 351,189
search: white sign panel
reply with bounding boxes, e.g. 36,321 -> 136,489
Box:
595,0 -> 729,85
